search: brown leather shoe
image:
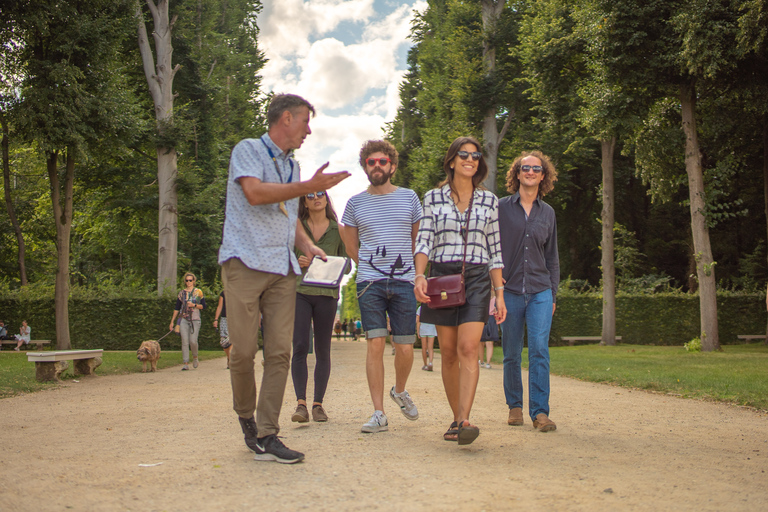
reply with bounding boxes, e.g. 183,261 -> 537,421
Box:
291,404 -> 309,423
311,404 -> 328,422
533,413 -> 557,432
507,407 -> 524,426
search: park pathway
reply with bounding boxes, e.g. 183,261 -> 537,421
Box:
0,338 -> 766,511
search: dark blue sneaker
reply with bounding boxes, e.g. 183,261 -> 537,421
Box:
253,434 -> 305,464
238,416 -> 259,453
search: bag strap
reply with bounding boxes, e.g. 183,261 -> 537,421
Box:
460,190 -> 475,278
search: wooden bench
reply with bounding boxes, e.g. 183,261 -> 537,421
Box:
27,349 -> 104,382
1,339 -> 51,350
562,336 -> 622,346
737,334 -> 767,344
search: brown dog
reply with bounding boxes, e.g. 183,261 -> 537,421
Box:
136,340 -> 161,372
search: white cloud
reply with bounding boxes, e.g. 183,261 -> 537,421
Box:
259,0 -> 419,111
258,0 -> 374,57
256,1 -> 429,219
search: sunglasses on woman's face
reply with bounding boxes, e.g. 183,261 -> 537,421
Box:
306,191 -> 326,200
366,157 -> 391,167
185,279 -> 194,282
457,151 -> 482,161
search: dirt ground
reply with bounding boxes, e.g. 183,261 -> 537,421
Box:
0,339 -> 766,512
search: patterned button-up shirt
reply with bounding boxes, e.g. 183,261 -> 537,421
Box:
218,133 -> 302,275
415,185 -> 503,270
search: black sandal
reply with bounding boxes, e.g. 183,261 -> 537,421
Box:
457,420 -> 479,445
443,421 -> 458,442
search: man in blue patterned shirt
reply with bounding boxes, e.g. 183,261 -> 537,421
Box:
219,94 -> 349,463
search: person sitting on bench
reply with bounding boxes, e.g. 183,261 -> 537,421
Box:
14,320 -> 31,351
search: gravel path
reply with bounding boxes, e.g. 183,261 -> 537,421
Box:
1,339 -> 766,511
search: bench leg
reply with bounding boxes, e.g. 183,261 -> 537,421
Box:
35,361 -> 69,382
73,357 -> 103,376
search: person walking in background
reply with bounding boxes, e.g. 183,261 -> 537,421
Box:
13,320 -> 31,351
341,139 -> 423,434
169,273 -> 206,370
213,291 -> 230,369
499,150 -> 560,432
218,93 -> 349,464
291,189 -> 346,424
478,296 -> 500,369
413,136 -> 506,445
417,305 -> 436,372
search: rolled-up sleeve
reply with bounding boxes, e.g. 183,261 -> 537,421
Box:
485,198 -> 504,270
414,192 -> 435,257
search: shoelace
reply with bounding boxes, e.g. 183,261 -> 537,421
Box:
399,392 -> 414,409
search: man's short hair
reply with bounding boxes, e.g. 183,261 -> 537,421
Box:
506,150 -> 558,197
267,94 -> 316,127
359,140 -> 399,169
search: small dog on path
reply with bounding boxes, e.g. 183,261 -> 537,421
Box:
136,340 -> 161,372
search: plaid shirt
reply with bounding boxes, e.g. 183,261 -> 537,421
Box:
415,185 -> 503,270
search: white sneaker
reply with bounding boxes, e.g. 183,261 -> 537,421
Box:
389,386 -> 419,420
361,411 -> 388,433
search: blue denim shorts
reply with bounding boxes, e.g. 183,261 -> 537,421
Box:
357,279 -> 417,344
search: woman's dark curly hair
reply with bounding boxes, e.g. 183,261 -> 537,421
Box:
505,150 -> 558,197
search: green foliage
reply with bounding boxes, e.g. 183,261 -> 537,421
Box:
339,270 -> 360,321
684,337 -> 702,352
551,291 -> 766,346
0,286 -> 227,350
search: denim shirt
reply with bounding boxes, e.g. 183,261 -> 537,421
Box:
498,193 -> 560,302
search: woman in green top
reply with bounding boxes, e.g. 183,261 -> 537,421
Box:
291,190 -> 346,423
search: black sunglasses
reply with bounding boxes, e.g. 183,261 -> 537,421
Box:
457,151 -> 482,161
366,157 -> 391,167
185,278 -> 194,282
520,165 -> 543,173
306,191 -> 326,200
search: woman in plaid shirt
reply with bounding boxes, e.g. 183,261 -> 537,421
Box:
414,136 -> 507,445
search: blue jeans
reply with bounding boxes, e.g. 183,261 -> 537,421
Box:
357,279 -> 417,344
501,289 -> 553,420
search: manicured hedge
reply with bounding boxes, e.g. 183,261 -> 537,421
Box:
0,293 -> 764,349
551,293 -> 766,346
0,298 -> 221,350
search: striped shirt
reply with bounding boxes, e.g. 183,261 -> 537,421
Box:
342,187 -> 423,283
415,185 -> 503,270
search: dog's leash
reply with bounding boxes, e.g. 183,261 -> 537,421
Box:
156,329 -> 173,344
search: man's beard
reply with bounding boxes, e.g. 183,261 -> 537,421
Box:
367,167 -> 394,186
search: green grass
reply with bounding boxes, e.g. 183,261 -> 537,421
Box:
492,343 -> 768,411
0,350 -> 224,399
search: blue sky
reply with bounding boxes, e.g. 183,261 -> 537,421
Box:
257,0 -> 427,217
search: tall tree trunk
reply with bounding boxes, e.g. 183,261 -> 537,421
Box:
601,137 -> 616,346
1,115 -> 27,286
480,0 -> 512,193
680,82 -> 719,351
138,0 -> 180,296
47,150 -> 75,350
